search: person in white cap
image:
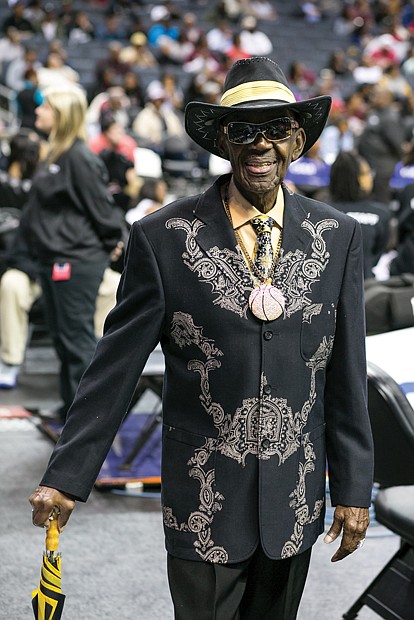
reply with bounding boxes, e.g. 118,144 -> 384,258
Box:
132,80 -> 186,154
240,15 -> 273,56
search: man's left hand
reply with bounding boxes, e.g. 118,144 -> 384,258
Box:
324,505 -> 370,562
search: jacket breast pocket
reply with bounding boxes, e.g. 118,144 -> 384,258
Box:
300,302 -> 336,361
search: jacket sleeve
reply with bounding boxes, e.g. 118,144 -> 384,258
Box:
39,222 -> 165,501
325,220 -> 374,508
69,145 -> 125,252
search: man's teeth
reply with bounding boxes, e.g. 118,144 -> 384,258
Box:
247,162 -> 273,166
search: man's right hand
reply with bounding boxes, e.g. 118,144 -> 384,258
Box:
29,486 -> 76,531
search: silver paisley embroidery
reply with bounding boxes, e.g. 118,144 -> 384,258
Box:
274,218 -> 339,319
281,336 -> 334,557
164,312 -> 334,561
166,217 -> 251,317
166,216 -> 338,322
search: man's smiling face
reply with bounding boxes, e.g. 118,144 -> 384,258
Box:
217,109 -> 306,211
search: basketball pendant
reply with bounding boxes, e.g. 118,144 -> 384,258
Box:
248,283 -> 285,321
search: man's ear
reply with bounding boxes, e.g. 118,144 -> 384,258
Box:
291,127 -> 306,162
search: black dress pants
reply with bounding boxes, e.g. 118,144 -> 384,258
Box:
39,260 -> 107,416
167,544 -> 312,620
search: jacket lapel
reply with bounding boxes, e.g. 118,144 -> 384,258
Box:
193,174 -> 237,256
280,185 -> 313,258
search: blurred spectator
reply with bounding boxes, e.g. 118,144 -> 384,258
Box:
244,0 -> 278,21
16,68 -> 43,130
0,262 -> 121,388
344,88 -> 368,139
161,72 -> 185,111
0,129 -> 41,214
157,29 -> 195,65
0,27 -> 24,78
213,0 -> 243,22
93,41 -> 130,96
318,109 -> 355,164
132,80 -> 185,155
40,38 -> 69,65
119,32 -> 158,67
401,0 -> 414,28
1,1 -> 35,37
153,1 -> 183,22
379,63 -> 413,102
0,131 -> 42,388
287,60 -> 316,100
313,67 -> 343,99
125,177 -> 167,225
333,4 -> 361,38
4,45 -> 40,92
367,14 -> 410,64
37,52 -> 80,89
327,48 -> 356,78
364,38 -> 400,70
183,70 -> 222,108
352,53 -> 383,85
225,32 -> 251,62
300,0 -> 323,23
329,151 -> 392,278
181,12 -> 203,45
373,0 -> 400,25
67,10 -> 96,45
87,86 -> 131,136
358,85 -> 406,203
122,71 -> 145,110
147,6 -> 180,48
239,15 -> 273,56
401,43 -> 414,85
38,3 -> 62,42
333,1 -> 374,41
183,34 -> 224,76
0,262 -> 42,389
389,180 -> 414,275
206,18 -> 233,54
56,0 -> 77,37
285,140 -> 331,199
95,10 -> 128,41
23,0 -> 46,30
96,133 -> 143,214
390,138 -> 414,192
124,12 -> 145,40
89,110 -> 138,165
19,84 -> 125,421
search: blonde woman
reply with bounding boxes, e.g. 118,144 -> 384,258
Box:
21,84 -> 124,422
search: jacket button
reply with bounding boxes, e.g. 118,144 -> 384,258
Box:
261,438 -> 270,449
263,330 -> 273,340
263,385 -> 272,395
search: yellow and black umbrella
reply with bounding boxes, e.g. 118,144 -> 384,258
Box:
32,512 -> 65,619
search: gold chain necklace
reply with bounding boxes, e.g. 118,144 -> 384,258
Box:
222,187 -> 286,322
223,195 -> 282,285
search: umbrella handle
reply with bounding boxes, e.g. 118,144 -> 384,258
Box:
46,512 -> 59,552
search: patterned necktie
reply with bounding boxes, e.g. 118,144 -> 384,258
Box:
251,214 -> 276,280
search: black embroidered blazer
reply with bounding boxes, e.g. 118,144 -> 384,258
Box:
41,174 -> 374,564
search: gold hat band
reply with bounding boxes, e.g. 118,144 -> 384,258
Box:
220,80 -> 296,107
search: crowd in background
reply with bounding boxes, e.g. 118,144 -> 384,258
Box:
1,0 -> 414,390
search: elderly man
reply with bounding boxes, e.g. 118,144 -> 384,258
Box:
30,57 -> 373,619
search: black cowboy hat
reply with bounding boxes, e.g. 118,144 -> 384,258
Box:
185,57 -> 331,159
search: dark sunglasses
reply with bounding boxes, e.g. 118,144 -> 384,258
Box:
223,117 -> 300,145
